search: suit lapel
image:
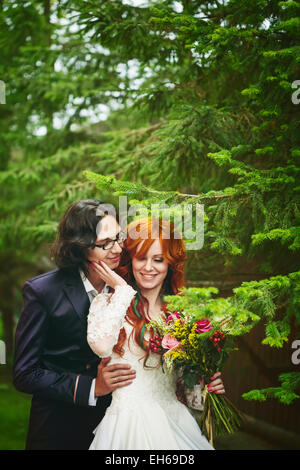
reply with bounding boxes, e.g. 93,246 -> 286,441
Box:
63,269 -> 90,324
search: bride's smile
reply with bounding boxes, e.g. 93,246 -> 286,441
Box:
132,239 -> 169,291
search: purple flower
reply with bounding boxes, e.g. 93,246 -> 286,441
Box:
195,319 -> 213,334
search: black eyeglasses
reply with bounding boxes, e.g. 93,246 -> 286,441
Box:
93,230 -> 127,250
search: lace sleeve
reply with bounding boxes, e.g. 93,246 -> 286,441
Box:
87,284 -> 137,358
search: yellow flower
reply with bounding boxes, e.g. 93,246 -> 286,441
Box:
168,347 -> 190,362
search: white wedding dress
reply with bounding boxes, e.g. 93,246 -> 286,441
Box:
87,285 -> 214,451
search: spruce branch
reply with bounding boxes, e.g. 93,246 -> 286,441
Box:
83,170 -> 235,205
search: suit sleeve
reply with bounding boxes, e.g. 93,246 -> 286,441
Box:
13,281 -> 93,407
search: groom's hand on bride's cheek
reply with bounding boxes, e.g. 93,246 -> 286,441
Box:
94,357 -> 136,397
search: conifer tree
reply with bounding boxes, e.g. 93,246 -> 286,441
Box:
0,0 -> 299,408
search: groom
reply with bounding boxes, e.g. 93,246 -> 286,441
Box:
13,199 -> 136,450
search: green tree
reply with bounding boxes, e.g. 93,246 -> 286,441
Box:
77,0 -> 300,406
0,0 -> 299,410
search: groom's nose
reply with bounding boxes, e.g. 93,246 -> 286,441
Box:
111,241 -> 122,254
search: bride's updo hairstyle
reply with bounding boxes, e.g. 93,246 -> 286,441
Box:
114,217 -> 187,360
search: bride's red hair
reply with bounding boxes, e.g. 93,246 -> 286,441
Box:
113,217 -> 187,358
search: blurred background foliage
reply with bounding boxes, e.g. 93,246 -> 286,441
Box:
0,0 -> 299,449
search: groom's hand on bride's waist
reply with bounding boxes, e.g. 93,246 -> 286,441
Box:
94,356 -> 136,397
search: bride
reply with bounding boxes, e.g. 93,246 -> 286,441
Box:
87,217 -> 224,450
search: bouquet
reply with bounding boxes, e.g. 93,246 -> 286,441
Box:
147,287 -> 260,444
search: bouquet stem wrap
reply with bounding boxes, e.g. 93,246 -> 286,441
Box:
199,385 -> 245,445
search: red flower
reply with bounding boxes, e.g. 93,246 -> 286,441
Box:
166,311 -> 181,324
195,319 -> 213,334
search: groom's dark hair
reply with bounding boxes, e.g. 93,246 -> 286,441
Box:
51,199 -> 118,276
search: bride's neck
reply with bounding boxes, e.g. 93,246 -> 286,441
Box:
139,286 -> 163,319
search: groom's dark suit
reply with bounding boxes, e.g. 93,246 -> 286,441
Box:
13,267 -> 112,450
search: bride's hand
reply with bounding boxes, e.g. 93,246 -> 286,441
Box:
207,371 -> 225,394
90,260 -> 127,289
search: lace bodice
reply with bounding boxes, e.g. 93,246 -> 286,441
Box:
87,285 -> 179,414
87,284 -> 137,357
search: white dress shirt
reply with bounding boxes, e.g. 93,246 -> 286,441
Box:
79,269 -> 110,406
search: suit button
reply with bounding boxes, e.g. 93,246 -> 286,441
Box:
86,364 -> 91,370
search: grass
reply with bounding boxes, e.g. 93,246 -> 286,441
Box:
1,315 -> 31,450
0,366 -> 31,450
